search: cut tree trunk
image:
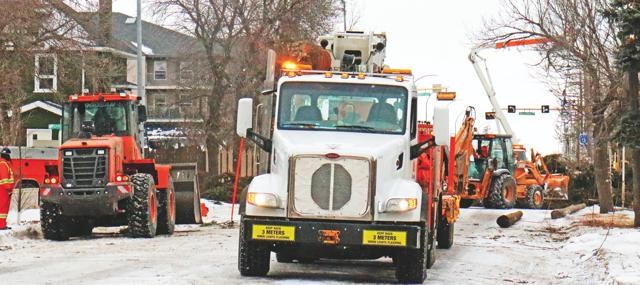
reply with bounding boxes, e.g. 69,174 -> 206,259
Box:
551,203 -> 587,219
497,211 -> 523,228
593,141 -> 614,213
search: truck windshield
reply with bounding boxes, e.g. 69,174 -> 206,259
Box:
278,82 -> 408,134
62,101 -> 131,140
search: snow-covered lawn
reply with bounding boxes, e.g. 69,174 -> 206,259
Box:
0,202 -> 638,284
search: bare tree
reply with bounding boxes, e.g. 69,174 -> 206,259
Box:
151,0 -> 339,174
480,0 -> 621,212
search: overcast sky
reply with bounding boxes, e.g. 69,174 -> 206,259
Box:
112,0 -> 563,154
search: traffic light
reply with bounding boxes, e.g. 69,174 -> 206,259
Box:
485,112 -> 496,120
507,105 -> 516,113
541,105 -> 550,113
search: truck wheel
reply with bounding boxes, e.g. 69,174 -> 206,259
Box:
127,173 -> 158,238
40,202 -> 69,241
395,227 -> 427,283
460,199 -> 474,208
238,218 -> 270,276
157,185 -> 176,235
437,218 -> 454,249
426,230 -> 437,269
484,174 -> 517,209
519,185 -> 544,209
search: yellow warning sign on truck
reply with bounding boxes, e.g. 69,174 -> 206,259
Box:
362,230 -> 407,246
252,225 -> 295,241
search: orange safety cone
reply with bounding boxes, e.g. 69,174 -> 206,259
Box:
200,202 -> 209,218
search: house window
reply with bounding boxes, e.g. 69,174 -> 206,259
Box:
154,60 -> 167,80
155,93 -> 167,107
34,54 -> 57,92
179,94 -> 193,107
180,61 -> 193,81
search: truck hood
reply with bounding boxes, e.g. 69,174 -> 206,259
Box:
274,130 -> 407,160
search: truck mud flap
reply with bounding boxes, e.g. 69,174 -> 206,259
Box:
171,163 -> 202,224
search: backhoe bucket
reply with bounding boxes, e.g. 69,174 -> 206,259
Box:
171,163 -> 202,224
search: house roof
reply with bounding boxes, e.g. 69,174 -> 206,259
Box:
20,101 -> 62,116
76,12 -> 204,58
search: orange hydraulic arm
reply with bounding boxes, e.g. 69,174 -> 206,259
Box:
452,107 -> 476,194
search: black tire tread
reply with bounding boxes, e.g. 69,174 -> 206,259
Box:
127,173 -> 157,238
484,174 -> 516,209
157,188 -> 175,235
40,202 -> 69,241
395,227 -> 427,283
519,185 -> 544,209
238,218 -> 270,276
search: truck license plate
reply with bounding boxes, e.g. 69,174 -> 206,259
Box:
252,225 -> 295,241
362,230 -> 407,246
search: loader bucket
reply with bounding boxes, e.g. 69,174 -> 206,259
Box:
171,163 -> 202,224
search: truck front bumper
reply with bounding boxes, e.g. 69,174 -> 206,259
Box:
243,217 -> 423,249
40,184 -> 132,216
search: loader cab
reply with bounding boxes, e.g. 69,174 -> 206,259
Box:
469,134 -> 515,179
61,94 -> 144,142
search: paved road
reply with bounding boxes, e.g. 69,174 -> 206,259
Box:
0,208 -> 602,284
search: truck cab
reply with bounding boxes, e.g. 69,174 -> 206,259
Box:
236,32 -> 457,283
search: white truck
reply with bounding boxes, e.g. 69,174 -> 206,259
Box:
235,31 -> 463,283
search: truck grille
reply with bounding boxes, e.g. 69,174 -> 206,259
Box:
288,155 -> 373,220
62,148 -> 108,188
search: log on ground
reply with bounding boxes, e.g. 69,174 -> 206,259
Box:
550,203 -> 586,219
497,211 -> 523,228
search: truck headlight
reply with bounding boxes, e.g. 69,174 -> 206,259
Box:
247,192 -> 279,208
383,198 -> 418,212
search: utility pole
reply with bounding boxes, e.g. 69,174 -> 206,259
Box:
136,0 -> 145,104
341,0 -> 347,31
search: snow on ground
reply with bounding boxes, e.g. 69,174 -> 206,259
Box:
0,202 -> 638,284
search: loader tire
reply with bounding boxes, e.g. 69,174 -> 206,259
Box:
127,173 -> 158,238
156,184 -> 176,235
460,199 -> 474,208
395,227 -> 428,283
40,202 -> 69,241
484,174 -> 517,209
238,218 -> 270,276
517,185 -> 544,209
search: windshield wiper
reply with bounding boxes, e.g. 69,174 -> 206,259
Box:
282,122 -> 318,128
335,125 -> 376,132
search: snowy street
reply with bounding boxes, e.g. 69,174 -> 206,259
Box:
1,202 -> 638,284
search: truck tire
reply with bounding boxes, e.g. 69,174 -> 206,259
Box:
40,202 -> 69,241
395,227 -> 428,283
484,174 -> 517,209
127,173 -> 158,238
517,185 -> 544,209
460,199 -> 474,208
426,230 -> 437,269
157,185 -> 176,235
238,218 -> 270,276
437,218 -> 454,249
